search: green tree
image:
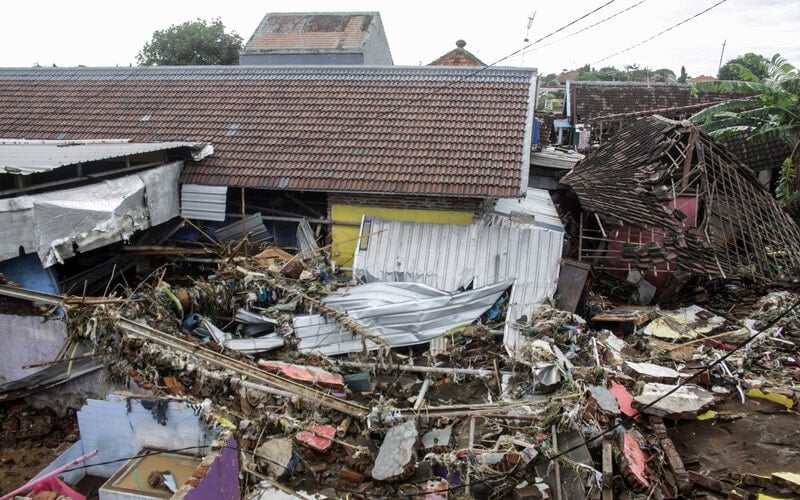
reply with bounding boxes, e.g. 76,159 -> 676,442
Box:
651,68 -> 677,83
717,52 -> 768,81
137,18 -> 243,66
678,66 -> 688,83
691,54 -> 800,202
540,73 -> 559,87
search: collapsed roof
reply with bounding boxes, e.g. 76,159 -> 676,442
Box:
562,115 -> 800,284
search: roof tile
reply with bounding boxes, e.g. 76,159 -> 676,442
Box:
0,66 -> 536,198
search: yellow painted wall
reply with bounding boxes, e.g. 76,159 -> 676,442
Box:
330,204 -> 474,267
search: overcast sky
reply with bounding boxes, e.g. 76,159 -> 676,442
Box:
2,0 -> 798,78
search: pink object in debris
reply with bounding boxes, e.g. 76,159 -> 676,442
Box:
30,477 -> 86,500
622,432 -> 650,488
609,380 -> 640,418
257,360 -> 345,391
296,425 -> 337,452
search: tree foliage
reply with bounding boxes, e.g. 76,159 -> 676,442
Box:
691,54 -> 800,202
717,52 -> 769,81
137,18 -> 243,66
678,66 -> 688,84
569,64 -> 676,83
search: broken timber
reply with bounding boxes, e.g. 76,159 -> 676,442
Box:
650,415 -> 692,494
115,318 -> 369,418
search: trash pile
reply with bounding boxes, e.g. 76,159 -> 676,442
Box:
2,239 -> 800,499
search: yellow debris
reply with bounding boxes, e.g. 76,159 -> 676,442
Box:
696,410 -> 717,421
746,388 -> 794,409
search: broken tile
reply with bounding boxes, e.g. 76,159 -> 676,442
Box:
296,424 -> 337,452
620,431 -> 650,490
421,425 -> 453,451
256,360 -> 345,391
609,380 -> 639,418
633,383 -> 718,419
371,420 -> 418,482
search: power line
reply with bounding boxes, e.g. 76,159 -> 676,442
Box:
593,0 -> 729,64
519,0 -> 651,59
491,0 -> 616,67
266,1 -> 618,155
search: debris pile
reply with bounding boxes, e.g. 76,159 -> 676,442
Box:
1,238 -> 799,499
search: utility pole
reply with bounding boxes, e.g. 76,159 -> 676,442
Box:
523,11 -> 536,43
717,39 -> 727,76
521,11 -> 536,66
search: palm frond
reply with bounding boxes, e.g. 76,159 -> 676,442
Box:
691,79 -> 770,96
689,98 -> 762,123
749,123 -> 800,147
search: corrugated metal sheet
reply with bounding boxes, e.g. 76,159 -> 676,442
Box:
0,162 -> 182,267
181,184 -> 228,222
0,140 -> 211,175
215,212 -> 272,244
294,280 -> 512,356
352,217 -> 564,356
493,188 -> 564,232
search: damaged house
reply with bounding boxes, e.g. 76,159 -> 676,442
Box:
561,115 -> 800,302
0,140 -> 211,293
558,80 -> 791,191
0,65 -> 539,270
562,80 -> 732,148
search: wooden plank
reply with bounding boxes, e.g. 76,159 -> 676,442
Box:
650,416 -> 692,495
602,438 -> 614,500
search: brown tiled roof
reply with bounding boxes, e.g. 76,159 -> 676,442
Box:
243,12 -> 378,52
562,115 -> 800,282
721,133 -> 791,172
428,40 -> 486,67
0,66 -> 536,198
568,81 -> 734,125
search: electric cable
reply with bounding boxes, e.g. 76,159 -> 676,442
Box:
593,0 -> 729,64
518,0 -> 651,58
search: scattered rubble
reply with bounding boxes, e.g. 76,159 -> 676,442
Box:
1,228 -> 799,499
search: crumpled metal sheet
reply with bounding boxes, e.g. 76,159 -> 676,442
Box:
294,280 -> 513,356
351,216 -> 563,357
0,162 -> 182,267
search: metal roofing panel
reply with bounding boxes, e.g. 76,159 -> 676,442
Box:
294,280 -> 512,356
214,212 -> 272,244
352,216 -> 563,355
493,188 -> 564,233
0,140 -> 208,175
180,184 -> 228,222
0,162 -> 182,266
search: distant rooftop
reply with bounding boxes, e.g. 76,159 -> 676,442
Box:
241,12 -> 393,66
428,40 -> 486,67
